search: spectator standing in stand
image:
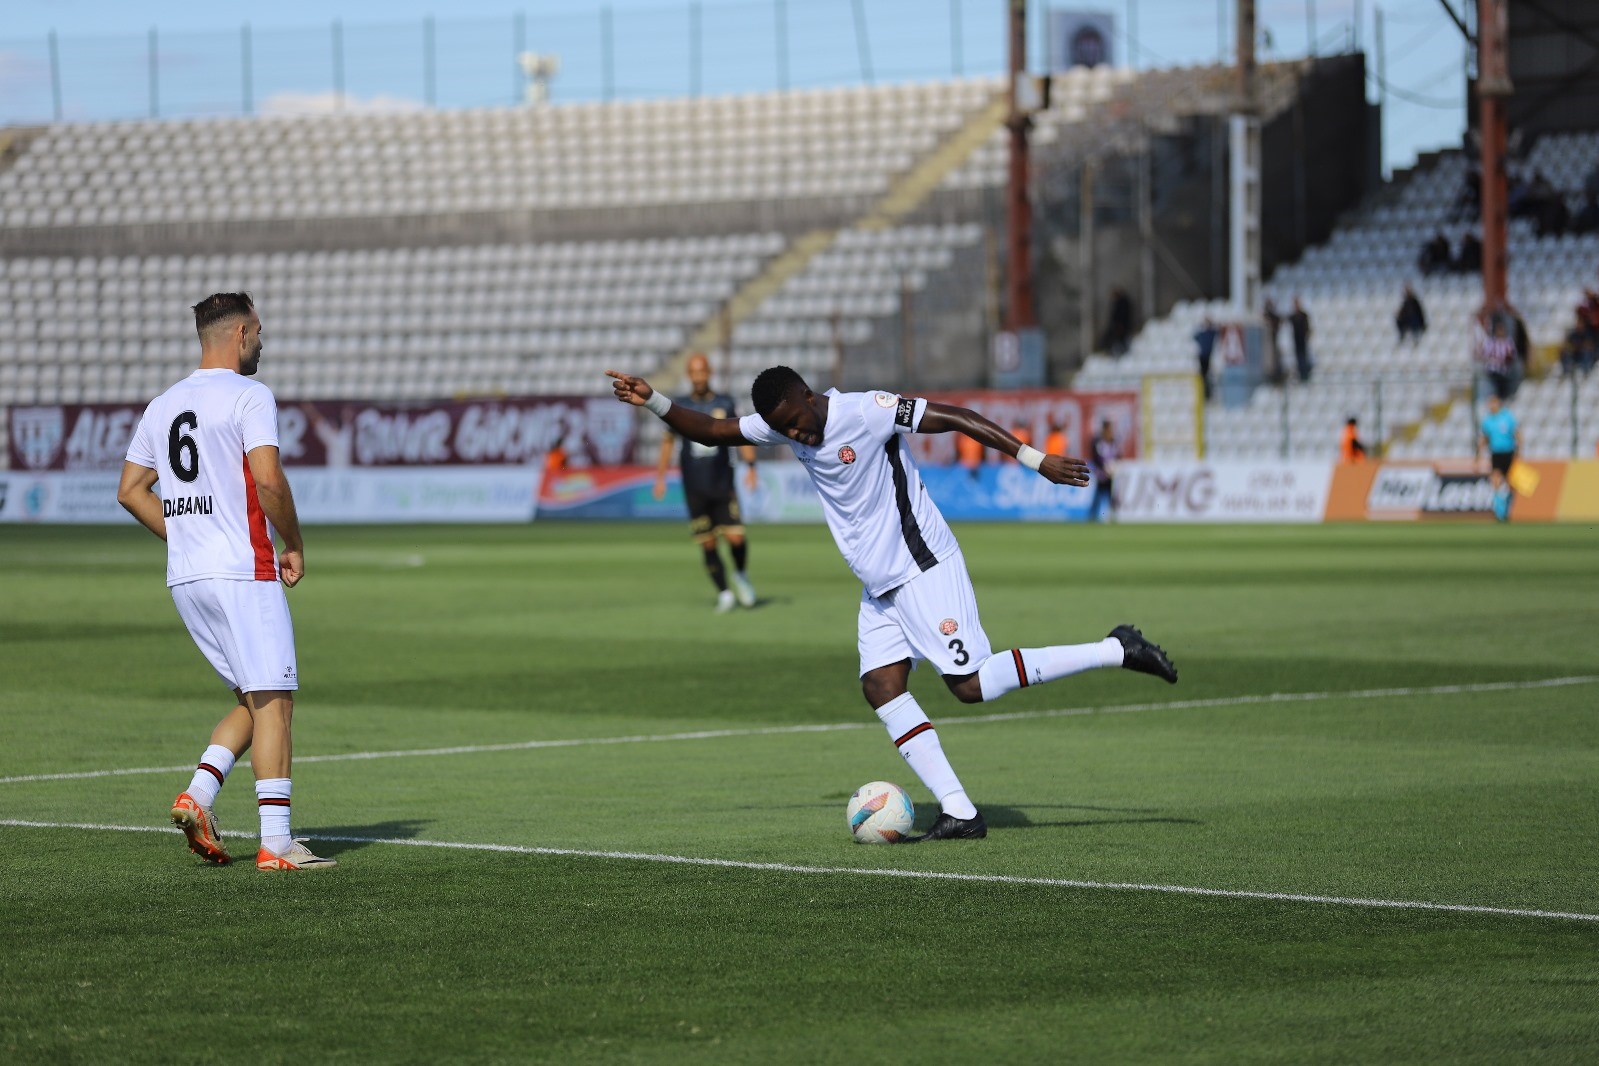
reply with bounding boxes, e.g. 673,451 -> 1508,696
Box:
1573,192 -> 1599,235
1396,284 -> 1428,344
1289,298 -> 1313,383
1454,232 -> 1483,274
1262,299 -> 1285,384
1417,231 -> 1452,276
1559,325 -> 1596,378
1101,287 -> 1135,356
1193,317 -> 1218,400
1476,313 -> 1519,401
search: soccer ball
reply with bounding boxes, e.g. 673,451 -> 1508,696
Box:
847,781 -> 914,844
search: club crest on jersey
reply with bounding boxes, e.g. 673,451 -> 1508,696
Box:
874,392 -> 895,408
837,445 -> 856,465
939,618 -> 959,636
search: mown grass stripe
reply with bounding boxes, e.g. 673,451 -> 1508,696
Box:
3,817 -> 1595,925
2,675 -> 1593,785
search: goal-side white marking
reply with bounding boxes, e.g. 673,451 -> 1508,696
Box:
2,675 -> 1594,786
1,817 -> 1595,925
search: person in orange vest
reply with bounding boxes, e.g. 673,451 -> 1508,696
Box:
1044,418 -> 1068,459
1009,424 -> 1033,462
1339,417 -> 1367,464
956,430 -> 985,479
543,441 -> 568,477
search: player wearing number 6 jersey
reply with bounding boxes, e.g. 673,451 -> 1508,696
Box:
609,365 -> 1178,842
118,292 -> 333,872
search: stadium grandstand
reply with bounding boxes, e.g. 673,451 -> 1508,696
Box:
1078,136 -> 1599,460
0,0 -> 1594,473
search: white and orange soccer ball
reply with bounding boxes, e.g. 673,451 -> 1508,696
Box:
847,781 -> 914,844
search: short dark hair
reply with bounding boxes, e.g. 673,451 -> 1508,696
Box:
192,292 -> 254,338
751,365 -> 808,418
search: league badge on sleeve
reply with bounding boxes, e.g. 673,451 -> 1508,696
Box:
874,392 -> 895,408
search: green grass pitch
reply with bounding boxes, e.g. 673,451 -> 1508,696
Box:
2,520 -> 1598,1063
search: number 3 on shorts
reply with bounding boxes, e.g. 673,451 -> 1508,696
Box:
947,638 -> 968,667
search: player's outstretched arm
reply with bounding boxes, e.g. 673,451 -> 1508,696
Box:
116,461 -> 167,541
246,445 -> 305,588
918,402 -> 1090,486
606,370 -> 750,447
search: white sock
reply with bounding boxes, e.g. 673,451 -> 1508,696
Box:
875,693 -> 978,820
976,638 -> 1124,701
256,778 -> 292,854
185,744 -> 235,808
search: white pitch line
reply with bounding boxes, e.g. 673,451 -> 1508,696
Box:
2,818 -> 1595,925
2,674 -> 1594,786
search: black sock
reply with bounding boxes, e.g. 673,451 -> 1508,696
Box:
702,545 -> 728,591
729,539 -> 748,573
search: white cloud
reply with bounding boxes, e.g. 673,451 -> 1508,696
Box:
258,91 -> 427,116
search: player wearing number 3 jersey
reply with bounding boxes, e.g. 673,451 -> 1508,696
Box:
118,292 -> 333,871
609,364 -> 1179,842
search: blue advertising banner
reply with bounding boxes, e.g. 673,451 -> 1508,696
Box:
919,464 -> 1094,522
530,463 -> 1095,523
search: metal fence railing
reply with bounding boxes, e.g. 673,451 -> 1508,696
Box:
1085,370 -> 1599,460
1,1 -> 1366,126
2,2 -> 1015,126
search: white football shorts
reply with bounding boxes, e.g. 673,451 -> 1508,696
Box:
858,550 -> 993,677
170,578 -> 299,694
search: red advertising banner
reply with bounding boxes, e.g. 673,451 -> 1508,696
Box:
6,397 -> 638,471
904,389 -> 1139,467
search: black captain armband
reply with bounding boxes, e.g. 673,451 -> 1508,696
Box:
895,396 -> 918,431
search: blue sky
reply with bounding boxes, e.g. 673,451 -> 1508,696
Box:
1,0 -> 1467,172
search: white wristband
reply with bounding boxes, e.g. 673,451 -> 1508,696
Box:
1017,444 -> 1045,472
644,391 -> 672,418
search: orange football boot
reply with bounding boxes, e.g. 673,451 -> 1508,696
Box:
170,792 -> 231,865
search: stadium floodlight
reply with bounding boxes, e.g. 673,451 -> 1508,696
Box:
518,53 -> 561,107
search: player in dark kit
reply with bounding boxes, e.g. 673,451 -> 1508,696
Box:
653,352 -> 758,611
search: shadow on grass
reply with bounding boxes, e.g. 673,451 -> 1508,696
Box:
913,804 -> 1202,833
300,819 -> 431,857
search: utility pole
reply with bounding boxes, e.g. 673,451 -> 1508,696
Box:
1004,0 -> 1036,332
1230,0 -> 1261,314
1375,5 -> 1386,178
1477,0 -> 1510,310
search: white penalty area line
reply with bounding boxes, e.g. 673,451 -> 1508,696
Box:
2,817 -> 1596,926
3,674 -> 1595,787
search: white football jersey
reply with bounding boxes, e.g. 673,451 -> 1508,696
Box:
740,389 -> 958,596
125,369 -> 281,587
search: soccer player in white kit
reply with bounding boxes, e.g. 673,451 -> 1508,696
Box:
608,365 -> 1178,842
117,293 -> 334,871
